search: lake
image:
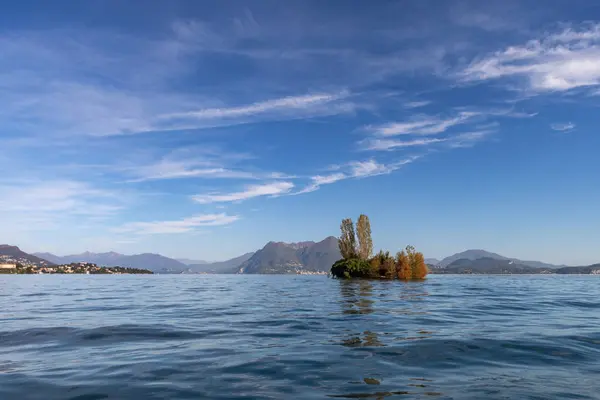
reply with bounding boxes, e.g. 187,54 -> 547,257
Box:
1,275 -> 599,399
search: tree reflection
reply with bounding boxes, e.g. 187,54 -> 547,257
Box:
340,280 -> 374,315
339,281 -> 384,347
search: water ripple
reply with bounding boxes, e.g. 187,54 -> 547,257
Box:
0,275 -> 599,399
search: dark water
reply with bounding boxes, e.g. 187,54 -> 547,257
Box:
1,275 -> 599,400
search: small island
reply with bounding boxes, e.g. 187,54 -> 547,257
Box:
330,214 -> 428,280
0,262 -> 153,275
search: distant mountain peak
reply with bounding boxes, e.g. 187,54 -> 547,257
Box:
438,249 -> 562,269
239,236 -> 341,274
1,245 -> 54,266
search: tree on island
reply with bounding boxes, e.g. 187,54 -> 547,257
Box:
331,214 -> 428,280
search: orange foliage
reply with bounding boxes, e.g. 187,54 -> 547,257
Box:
369,256 -> 381,278
411,252 -> 428,280
381,253 -> 395,279
395,251 -> 411,280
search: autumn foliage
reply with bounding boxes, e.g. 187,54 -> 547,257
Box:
332,214 -> 428,280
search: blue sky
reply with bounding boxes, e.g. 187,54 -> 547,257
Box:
1,0 -> 599,265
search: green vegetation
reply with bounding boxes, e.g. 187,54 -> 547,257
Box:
331,214 -> 428,280
331,258 -> 372,279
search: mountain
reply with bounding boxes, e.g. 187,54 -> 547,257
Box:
33,251 -> 187,273
438,249 -> 562,269
438,257 -> 546,274
425,258 -> 440,265
177,258 -> 209,266
238,236 -> 340,274
432,258 -> 600,275
33,252 -> 65,265
438,250 -> 508,267
555,264 -> 600,275
187,252 -> 255,274
1,245 -> 54,266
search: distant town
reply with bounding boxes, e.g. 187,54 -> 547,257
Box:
0,255 -> 152,274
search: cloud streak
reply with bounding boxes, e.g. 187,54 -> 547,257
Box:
0,180 -> 123,231
192,181 -> 294,204
550,122 -> 576,132
295,157 -> 419,194
361,137 -> 446,151
115,213 -> 239,235
368,112 -> 480,136
161,92 -> 349,120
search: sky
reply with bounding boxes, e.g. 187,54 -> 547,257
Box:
1,0 -> 600,265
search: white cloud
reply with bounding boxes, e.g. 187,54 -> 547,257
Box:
123,147 -> 293,183
192,182 -> 294,204
128,159 -> 256,182
115,213 -> 239,235
161,92 -> 348,120
462,23 -> 600,92
0,180 -> 122,231
349,160 -> 393,177
404,101 -> 431,109
0,29 -> 357,138
312,173 -> 347,186
294,157 -> 419,194
369,112 -> 479,136
550,122 -> 576,132
447,130 -> 495,148
362,137 -> 446,151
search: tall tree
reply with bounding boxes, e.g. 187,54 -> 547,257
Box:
338,218 -> 357,259
356,214 -> 373,261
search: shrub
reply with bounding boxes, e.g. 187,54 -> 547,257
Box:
331,258 -> 372,279
396,251 -> 411,280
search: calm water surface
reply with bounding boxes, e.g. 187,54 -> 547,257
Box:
1,275 -> 599,399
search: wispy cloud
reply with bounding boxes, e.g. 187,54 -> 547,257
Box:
127,159 -> 256,182
295,157 -> 419,194
462,23 -> 600,92
550,122 -> 576,132
122,146 -> 294,183
0,28 -> 357,138
115,213 -> 239,235
368,112 -> 479,136
161,92 -> 349,120
0,180 -> 123,230
361,137 -> 446,151
192,182 -> 294,204
404,101 -> 431,109
447,130 -> 496,148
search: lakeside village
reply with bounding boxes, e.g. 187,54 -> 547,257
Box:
0,255 -> 152,275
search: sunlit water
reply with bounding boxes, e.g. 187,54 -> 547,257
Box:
1,275 -> 599,399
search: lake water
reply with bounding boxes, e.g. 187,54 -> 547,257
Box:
1,275 -> 599,399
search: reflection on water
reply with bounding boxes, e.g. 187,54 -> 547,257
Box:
340,280 -> 375,315
335,279 -> 442,398
338,280 -> 435,346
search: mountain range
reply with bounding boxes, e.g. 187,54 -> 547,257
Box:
32,238 -> 340,274
432,257 -> 600,275
5,241 -> 591,275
